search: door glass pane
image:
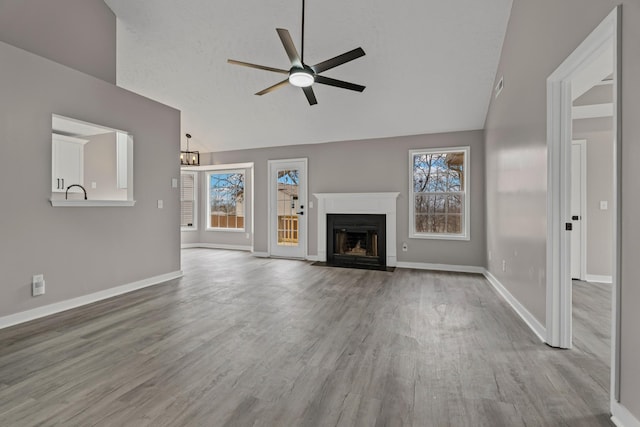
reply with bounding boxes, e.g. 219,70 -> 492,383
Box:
277,169 -> 299,246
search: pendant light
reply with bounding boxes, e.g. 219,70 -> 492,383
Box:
180,133 -> 199,166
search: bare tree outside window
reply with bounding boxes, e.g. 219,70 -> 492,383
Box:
410,148 -> 468,238
208,172 -> 245,229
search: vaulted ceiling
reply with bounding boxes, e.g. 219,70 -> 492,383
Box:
104,0 -> 513,153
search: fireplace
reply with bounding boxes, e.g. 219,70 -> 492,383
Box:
314,192 -> 399,267
327,214 -> 386,270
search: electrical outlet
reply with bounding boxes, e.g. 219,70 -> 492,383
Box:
246,233 -> 250,239
600,201 -> 608,210
402,242 -> 408,252
488,251 -> 492,261
157,200 -> 163,209
91,181 -> 97,189
32,274 -> 45,296
172,178 -> 178,188
502,260 -> 507,272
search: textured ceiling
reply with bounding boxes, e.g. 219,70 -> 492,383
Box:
104,0 -> 513,153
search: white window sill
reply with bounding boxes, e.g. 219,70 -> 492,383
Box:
205,228 -> 246,233
50,199 -> 136,207
410,233 -> 470,241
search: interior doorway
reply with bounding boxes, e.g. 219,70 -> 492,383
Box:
546,6 -> 620,405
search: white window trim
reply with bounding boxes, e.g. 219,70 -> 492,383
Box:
206,168 -> 246,233
409,146 -> 470,241
180,171 -> 198,231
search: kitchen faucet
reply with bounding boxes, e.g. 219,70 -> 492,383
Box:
65,184 -> 87,200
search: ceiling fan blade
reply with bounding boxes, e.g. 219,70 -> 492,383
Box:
276,28 -> 302,67
302,86 -> 317,105
255,79 -> 290,96
227,59 -> 289,74
314,75 -> 365,92
311,47 -> 365,74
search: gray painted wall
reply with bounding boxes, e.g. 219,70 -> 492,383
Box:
0,0 -> 116,84
83,132 -> 128,201
0,41 -> 181,318
484,0 -> 640,417
198,130 -> 485,267
574,84 -> 613,106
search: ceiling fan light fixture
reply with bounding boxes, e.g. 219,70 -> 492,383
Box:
227,0 -> 365,105
289,69 -> 314,87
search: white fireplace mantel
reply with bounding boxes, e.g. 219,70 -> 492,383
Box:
314,192 -> 400,267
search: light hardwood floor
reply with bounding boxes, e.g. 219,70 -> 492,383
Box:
0,249 -> 613,426
572,279 -> 611,393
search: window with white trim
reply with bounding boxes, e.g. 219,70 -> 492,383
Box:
409,147 -> 469,240
180,172 -> 197,230
207,170 -> 245,231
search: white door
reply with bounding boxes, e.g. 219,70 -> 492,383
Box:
268,159 -> 307,259
570,141 -> 586,280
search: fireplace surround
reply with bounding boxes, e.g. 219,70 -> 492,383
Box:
314,192 -> 400,267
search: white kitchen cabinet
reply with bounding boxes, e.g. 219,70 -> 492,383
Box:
52,134 -> 87,193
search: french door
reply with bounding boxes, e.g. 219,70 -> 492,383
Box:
268,159 -> 307,259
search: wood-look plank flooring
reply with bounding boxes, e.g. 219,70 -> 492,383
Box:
572,279 -> 611,392
0,249 -> 613,426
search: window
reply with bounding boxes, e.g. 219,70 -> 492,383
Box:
409,147 -> 469,240
207,170 -> 245,231
276,169 -> 299,245
180,172 -> 197,230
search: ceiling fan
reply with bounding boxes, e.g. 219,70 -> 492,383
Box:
227,0 -> 366,106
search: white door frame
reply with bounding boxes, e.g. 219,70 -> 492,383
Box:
571,139 -> 588,281
545,6 -> 621,404
267,158 -> 308,259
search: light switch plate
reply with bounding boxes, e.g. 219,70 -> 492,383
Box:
172,178 -> 178,188
32,274 -> 45,296
158,200 -> 163,209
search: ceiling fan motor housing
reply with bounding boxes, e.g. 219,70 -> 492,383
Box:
289,66 -> 315,87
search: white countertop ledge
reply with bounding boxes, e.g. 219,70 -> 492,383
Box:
50,199 -> 136,207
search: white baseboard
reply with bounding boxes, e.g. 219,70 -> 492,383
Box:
612,400 -> 640,427
181,243 -> 252,251
483,270 -> 546,342
395,262 -> 485,274
0,270 -> 183,331
585,274 -> 613,284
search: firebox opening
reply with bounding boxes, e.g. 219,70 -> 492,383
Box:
334,230 -> 379,258
327,214 -> 386,270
